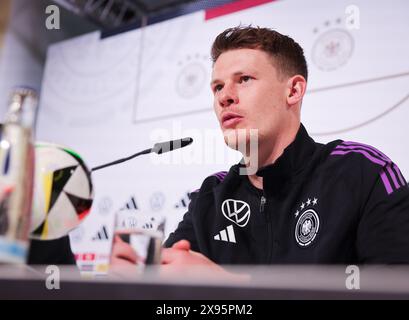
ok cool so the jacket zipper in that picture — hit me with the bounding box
[260,195,272,263]
[259,195,266,213]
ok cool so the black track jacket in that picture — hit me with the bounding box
[165,124,409,264]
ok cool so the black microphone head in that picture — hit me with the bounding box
[152,137,193,154]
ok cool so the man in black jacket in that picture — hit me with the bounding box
[112,26,409,266]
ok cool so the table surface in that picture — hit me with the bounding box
[1,264,409,299]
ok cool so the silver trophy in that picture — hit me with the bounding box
[0,88,38,263]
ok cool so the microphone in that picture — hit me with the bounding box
[91,137,193,172]
[151,137,193,154]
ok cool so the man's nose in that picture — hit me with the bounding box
[218,84,238,108]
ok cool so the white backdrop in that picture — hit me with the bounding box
[37,0,409,272]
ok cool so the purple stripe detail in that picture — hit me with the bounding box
[330,150,386,166]
[337,142,406,189]
[214,173,226,179]
[342,141,391,161]
[386,165,400,189]
[336,144,390,163]
[380,170,393,195]
[213,171,227,181]
[331,147,406,195]
[191,189,200,193]
[395,167,406,186]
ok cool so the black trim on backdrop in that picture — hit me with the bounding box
[101,0,235,39]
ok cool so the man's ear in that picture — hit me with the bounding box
[286,75,307,106]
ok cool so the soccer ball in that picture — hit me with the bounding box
[30,142,93,240]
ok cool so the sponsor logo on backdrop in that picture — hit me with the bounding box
[120,196,138,211]
[70,225,85,243]
[75,252,96,261]
[174,191,192,209]
[75,253,109,261]
[312,19,354,71]
[75,252,110,274]
[116,209,157,230]
[92,225,109,241]
[98,196,113,216]
[308,16,409,136]
[150,192,165,211]
[175,54,209,99]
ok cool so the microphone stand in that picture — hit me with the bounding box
[90,137,193,172]
[91,148,152,172]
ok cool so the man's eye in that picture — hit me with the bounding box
[240,76,251,83]
[214,84,223,92]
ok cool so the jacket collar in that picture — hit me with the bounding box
[232,123,317,195]
[256,123,316,178]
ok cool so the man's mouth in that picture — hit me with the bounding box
[221,112,243,129]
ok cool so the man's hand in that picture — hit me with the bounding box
[162,240,222,269]
[160,240,250,282]
[110,235,140,265]
[110,238,250,282]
